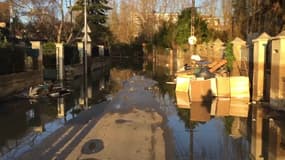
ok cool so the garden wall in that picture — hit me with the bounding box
[0,70,43,97]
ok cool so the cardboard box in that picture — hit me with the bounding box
[175,75,196,92]
[190,79,213,102]
[229,98,249,117]
[190,102,211,122]
[230,76,250,98]
[210,98,217,116]
[216,77,231,97]
[215,98,230,116]
[176,91,190,109]
[210,78,217,96]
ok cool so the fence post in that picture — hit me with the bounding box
[31,41,43,70]
[252,33,270,102]
[270,30,285,107]
[31,41,43,82]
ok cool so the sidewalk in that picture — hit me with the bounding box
[18,76,172,160]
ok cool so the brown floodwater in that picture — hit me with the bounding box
[0,58,284,160]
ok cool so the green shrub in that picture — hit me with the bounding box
[224,42,235,72]
[43,42,56,55]
[43,42,56,69]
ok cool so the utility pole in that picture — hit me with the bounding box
[83,0,88,108]
[190,0,195,37]
[9,0,14,41]
[69,0,72,24]
[188,0,197,55]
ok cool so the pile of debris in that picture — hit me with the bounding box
[175,57,250,105]
[15,82,72,99]
[177,59,228,79]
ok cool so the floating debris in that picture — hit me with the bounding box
[166,81,176,85]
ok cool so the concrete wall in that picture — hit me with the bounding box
[0,70,43,97]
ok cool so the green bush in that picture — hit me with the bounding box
[43,42,56,69]
[224,42,235,72]
[43,42,56,55]
[42,43,80,68]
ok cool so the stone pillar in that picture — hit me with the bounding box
[231,37,246,76]
[270,30,285,107]
[213,38,224,60]
[31,41,43,71]
[55,43,64,81]
[252,33,270,101]
[77,42,83,64]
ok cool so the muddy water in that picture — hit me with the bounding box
[0,58,285,160]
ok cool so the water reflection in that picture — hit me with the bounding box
[57,97,65,118]
[175,91,190,109]
[1,56,285,160]
[174,93,251,159]
[173,89,285,160]
[251,105,285,160]
[0,68,111,159]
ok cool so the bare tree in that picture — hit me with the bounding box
[110,0,195,43]
[222,0,233,37]
[11,0,66,42]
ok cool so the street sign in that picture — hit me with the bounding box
[81,24,91,33]
[82,33,92,42]
[188,36,197,45]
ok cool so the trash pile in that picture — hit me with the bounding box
[175,56,250,104]
[177,58,228,79]
[15,81,72,99]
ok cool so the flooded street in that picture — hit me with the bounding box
[0,58,285,160]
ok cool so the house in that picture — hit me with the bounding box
[0,2,10,28]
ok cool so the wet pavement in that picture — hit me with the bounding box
[0,58,285,160]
